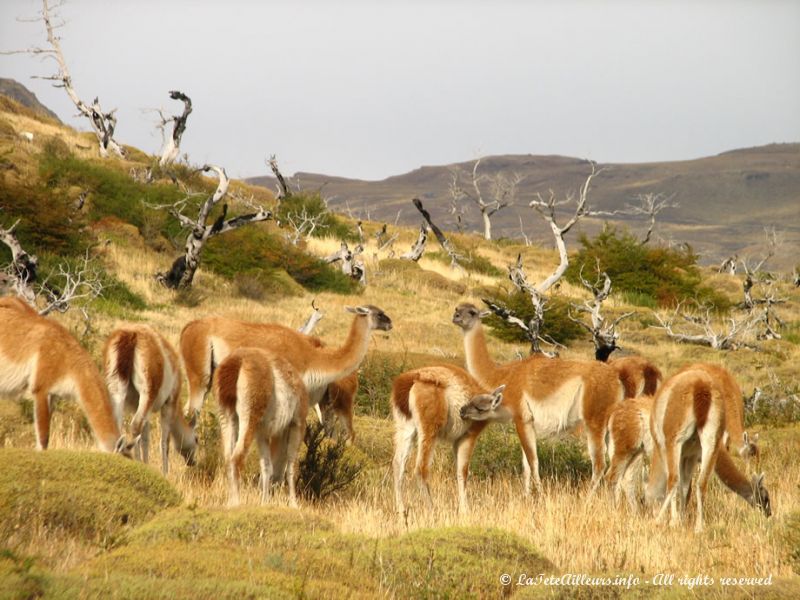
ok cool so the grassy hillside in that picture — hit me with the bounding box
[248,145,800,269]
[1,97,800,597]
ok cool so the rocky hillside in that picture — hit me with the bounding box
[0,78,61,123]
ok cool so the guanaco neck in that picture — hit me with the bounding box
[76,372,122,452]
[308,315,371,384]
[463,323,501,388]
[170,409,196,454]
[714,449,754,504]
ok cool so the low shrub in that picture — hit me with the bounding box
[566,226,732,310]
[274,192,356,242]
[297,422,363,502]
[482,290,585,346]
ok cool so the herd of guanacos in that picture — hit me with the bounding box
[0,295,770,532]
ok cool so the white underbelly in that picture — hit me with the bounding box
[526,378,584,437]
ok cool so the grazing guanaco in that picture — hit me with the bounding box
[391,364,505,515]
[0,296,134,455]
[103,325,197,473]
[180,305,391,427]
[608,356,662,399]
[607,394,770,517]
[452,303,623,493]
[215,347,309,508]
[650,367,731,532]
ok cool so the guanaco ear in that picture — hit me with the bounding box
[491,385,505,409]
[345,306,370,315]
[114,436,127,454]
[479,310,491,319]
[755,472,766,487]
[750,433,760,445]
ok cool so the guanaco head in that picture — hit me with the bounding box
[460,385,507,421]
[346,305,393,332]
[452,303,490,332]
[114,435,140,459]
[751,472,771,517]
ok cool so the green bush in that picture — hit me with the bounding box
[356,352,413,418]
[297,423,363,502]
[566,226,731,310]
[429,244,503,277]
[482,290,585,346]
[202,226,360,295]
[275,192,356,242]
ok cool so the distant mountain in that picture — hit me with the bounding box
[248,144,800,267]
[0,78,61,122]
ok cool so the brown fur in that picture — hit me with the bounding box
[180,307,390,425]
[453,303,623,493]
[0,296,127,454]
[321,371,358,440]
[609,356,663,399]
[215,347,309,507]
[103,324,195,472]
[650,367,726,531]
[692,379,712,430]
[113,330,138,385]
[391,364,495,514]
[675,362,751,457]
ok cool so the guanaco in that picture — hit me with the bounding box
[215,347,308,508]
[650,367,729,531]
[103,324,196,473]
[452,303,623,493]
[0,296,134,455]
[607,393,770,517]
[608,356,662,399]
[391,364,505,515]
[180,305,391,427]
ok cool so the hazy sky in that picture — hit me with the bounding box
[2,0,798,180]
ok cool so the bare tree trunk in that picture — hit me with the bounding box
[0,219,38,304]
[324,242,366,284]
[4,1,126,157]
[411,198,463,269]
[481,210,492,241]
[401,224,428,261]
[159,90,192,166]
[158,165,272,289]
[268,155,292,202]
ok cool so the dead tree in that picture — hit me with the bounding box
[158,90,192,167]
[740,228,779,310]
[284,207,328,245]
[718,254,738,276]
[651,303,760,351]
[1,221,102,315]
[449,158,522,240]
[568,267,633,360]
[157,165,272,289]
[268,155,292,202]
[498,162,608,354]
[793,267,800,287]
[324,242,366,284]
[0,219,38,303]
[374,224,388,247]
[754,290,786,341]
[411,198,464,269]
[401,224,428,262]
[624,192,677,245]
[2,0,124,157]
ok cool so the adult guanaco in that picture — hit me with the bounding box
[180,305,391,427]
[103,324,197,473]
[452,303,623,493]
[649,367,733,531]
[215,347,309,508]
[607,393,770,517]
[0,296,134,455]
[391,364,505,515]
